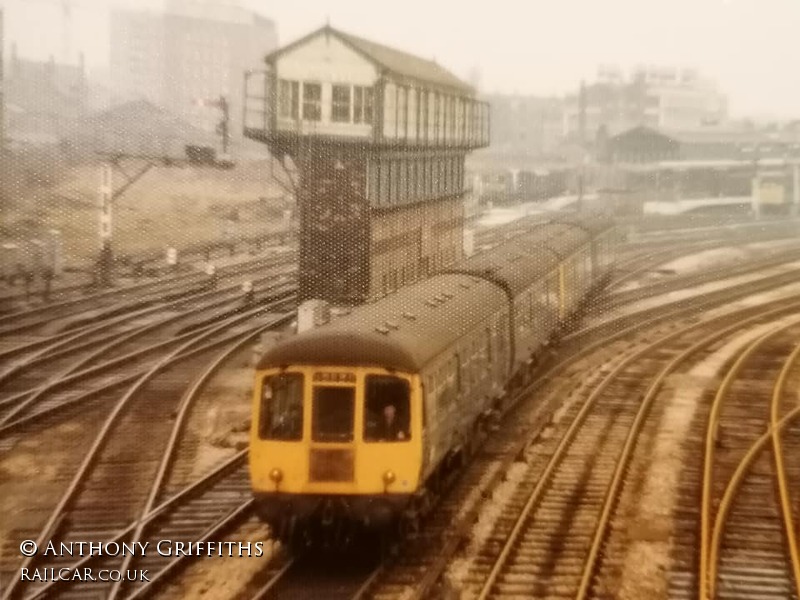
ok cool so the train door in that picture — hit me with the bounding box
[308,373,357,484]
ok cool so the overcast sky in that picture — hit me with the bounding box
[2,0,798,119]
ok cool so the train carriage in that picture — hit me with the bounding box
[250,214,617,541]
[251,274,508,537]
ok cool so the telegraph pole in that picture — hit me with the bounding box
[217,95,230,155]
[98,162,113,286]
[94,155,158,286]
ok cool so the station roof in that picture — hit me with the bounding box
[623,158,800,172]
[266,25,474,94]
[609,125,679,145]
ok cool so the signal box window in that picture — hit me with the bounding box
[312,386,355,442]
[332,85,351,122]
[303,82,322,121]
[278,80,299,119]
[364,375,411,442]
[354,86,374,124]
[259,373,303,440]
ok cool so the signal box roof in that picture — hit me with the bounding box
[265,25,474,94]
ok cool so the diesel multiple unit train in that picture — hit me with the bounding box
[249,215,618,542]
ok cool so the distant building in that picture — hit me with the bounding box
[110,0,278,147]
[604,123,800,164]
[484,94,565,160]
[564,65,728,143]
[4,44,88,147]
[606,126,680,163]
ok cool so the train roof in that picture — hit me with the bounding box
[257,273,507,372]
[453,215,613,295]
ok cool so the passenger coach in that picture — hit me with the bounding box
[250,215,617,542]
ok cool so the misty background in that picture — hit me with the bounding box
[2,0,799,119]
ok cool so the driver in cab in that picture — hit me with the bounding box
[370,404,407,441]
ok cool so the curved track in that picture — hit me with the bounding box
[668,318,800,600]
[0,308,292,599]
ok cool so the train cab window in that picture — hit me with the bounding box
[364,375,411,442]
[259,373,304,441]
[312,386,355,442]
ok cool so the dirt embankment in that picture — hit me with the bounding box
[2,160,294,267]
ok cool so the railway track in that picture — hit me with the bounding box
[668,317,800,599]
[4,219,800,599]
[435,298,800,599]
[0,284,295,434]
[565,254,800,348]
[608,243,800,308]
[0,229,297,312]
[248,553,379,600]
[0,249,295,341]
[149,241,800,600]
[0,306,293,599]
[0,263,294,391]
[0,265,293,391]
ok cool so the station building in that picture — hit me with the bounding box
[244,25,490,305]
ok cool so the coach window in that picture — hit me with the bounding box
[364,375,411,442]
[259,373,304,441]
[312,385,355,442]
[302,82,322,121]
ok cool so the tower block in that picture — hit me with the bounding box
[244,26,489,305]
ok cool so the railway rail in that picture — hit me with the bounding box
[0,262,294,390]
[668,317,800,599]
[0,228,297,311]
[608,243,800,309]
[5,218,800,599]
[0,305,293,599]
[160,238,800,600]
[0,249,295,341]
[0,283,296,434]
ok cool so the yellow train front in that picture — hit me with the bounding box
[249,271,512,543]
[250,360,423,537]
